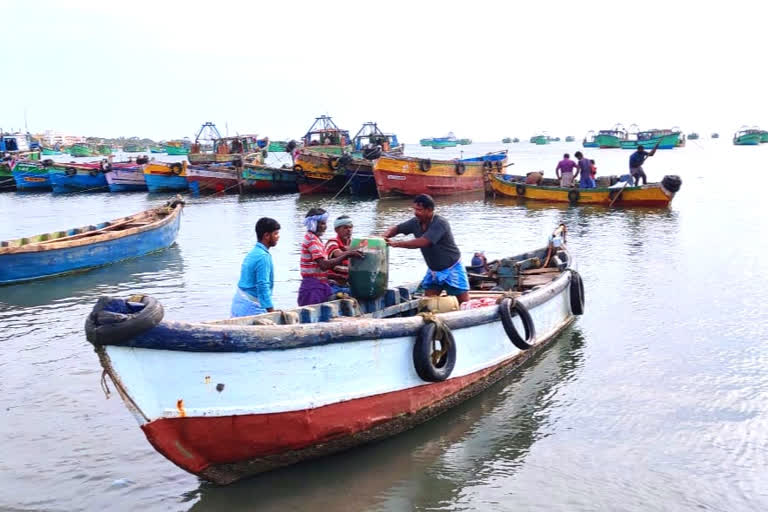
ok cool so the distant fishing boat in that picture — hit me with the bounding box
[12,160,52,191]
[733,128,762,146]
[188,123,264,165]
[352,122,403,155]
[594,125,628,148]
[711,133,719,139]
[457,138,472,145]
[150,146,165,154]
[70,144,95,157]
[687,133,699,140]
[97,145,113,155]
[164,140,190,155]
[0,199,184,285]
[239,164,298,193]
[530,135,548,145]
[502,137,512,143]
[293,148,380,196]
[420,133,458,148]
[620,128,681,150]
[83,224,581,484]
[41,147,62,155]
[486,173,682,207]
[760,131,768,143]
[105,163,148,192]
[300,116,352,155]
[373,151,508,198]
[123,143,149,153]
[143,161,189,192]
[512,137,520,143]
[565,136,575,142]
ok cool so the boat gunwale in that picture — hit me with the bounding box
[0,203,183,254]
[489,173,672,194]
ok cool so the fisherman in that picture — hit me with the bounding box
[555,153,577,187]
[325,215,354,295]
[299,208,363,306]
[230,217,281,318]
[383,194,470,304]
[576,151,595,188]
[629,144,657,185]
[525,171,544,185]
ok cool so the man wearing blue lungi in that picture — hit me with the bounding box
[383,194,470,304]
[230,217,280,317]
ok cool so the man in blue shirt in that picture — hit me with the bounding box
[230,217,281,318]
[629,144,658,186]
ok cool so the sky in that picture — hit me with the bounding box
[2,0,767,142]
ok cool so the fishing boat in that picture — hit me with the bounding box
[0,132,33,153]
[150,146,165,154]
[0,157,16,191]
[732,129,762,146]
[186,163,241,194]
[530,135,548,145]
[0,199,184,285]
[49,162,111,193]
[711,133,719,139]
[300,116,352,155]
[143,161,189,192]
[594,125,628,148]
[582,131,598,148]
[41,147,62,155]
[188,123,264,165]
[420,134,458,148]
[565,136,575,142]
[457,138,472,145]
[687,133,699,140]
[373,151,508,198]
[69,143,94,157]
[123,143,149,153]
[512,137,520,143]
[502,137,512,143]
[760,131,768,143]
[97,145,113,156]
[293,148,380,196]
[105,162,148,192]
[239,164,299,193]
[12,160,52,191]
[486,173,682,207]
[620,128,681,150]
[352,122,403,155]
[164,140,190,155]
[83,225,583,484]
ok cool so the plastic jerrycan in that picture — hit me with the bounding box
[348,237,389,299]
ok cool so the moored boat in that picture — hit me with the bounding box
[687,132,699,140]
[760,131,768,143]
[594,124,627,148]
[239,164,299,193]
[12,160,52,191]
[420,134,458,148]
[530,135,548,145]
[502,137,512,143]
[711,133,719,139]
[144,161,189,192]
[293,148,381,196]
[70,143,95,157]
[49,162,110,193]
[582,131,598,148]
[352,122,403,155]
[123,143,149,153]
[188,134,264,165]
[300,115,352,155]
[733,128,762,146]
[373,151,508,198]
[41,147,62,155]
[565,135,575,142]
[165,140,190,155]
[186,163,240,194]
[150,146,165,154]
[620,128,681,150]
[0,199,184,285]
[97,145,113,155]
[487,173,682,207]
[105,163,148,192]
[83,225,583,484]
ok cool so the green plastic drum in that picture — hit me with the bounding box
[349,237,389,299]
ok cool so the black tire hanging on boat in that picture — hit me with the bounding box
[413,322,457,382]
[568,189,580,204]
[285,140,298,153]
[328,156,340,170]
[42,159,54,167]
[569,270,585,315]
[65,166,77,177]
[232,157,243,168]
[100,159,113,172]
[661,175,682,193]
[516,183,526,196]
[499,298,535,350]
[338,153,354,168]
[483,160,493,171]
[89,168,99,177]
[362,144,382,160]
[455,162,466,175]
[495,160,503,171]
[293,164,304,174]
[85,295,164,346]
[419,159,432,172]
[136,156,149,165]
[169,163,183,175]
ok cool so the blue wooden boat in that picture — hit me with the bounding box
[12,160,52,190]
[0,199,184,285]
[49,163,109,193]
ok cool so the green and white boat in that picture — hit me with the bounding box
[70,144,94,157]
[733,128,762,146]
[530,135,548,145]
[620,128,681,150]
[123,144,149,153]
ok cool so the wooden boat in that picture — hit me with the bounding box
[105,163,148,192]
[457,138,472,145]
[97,145,113,155]
[12,160,52,191]
[512,137,520,143]
[487,173,682,206]
[293,149,379,196]
[301,115,352,155]
[238,164,298,193]
[83,225,583,484]
[373,151,508,198]
[0,157,15,191]
[49,162,109,193]
[0,199,184,285]
[711,133,719,139]
[420,133,458,148]
[41,147,62,155]
[352,122,403,156]
[760,131,768,143]
[144,161,189,192]
[733,128,762,146]
[70,143,95,157]
[186,163,240,194]
[582,131,598,148]
[620,129,681,150]
[165,141,190,155]
[188,135,264,165]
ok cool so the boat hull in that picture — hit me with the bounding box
[239,166,298,193]
[165,146,189,155]
[12,161,51,190]
[144,163,189,192]
[0,161,15,191]
[488,174,676,206]
[106,168,148,192]
[0,205,182,284]
[373,155,496,198]
[620,133,680,150]
[94,271,574,484]
[595,134,622,148]
[734,134,762,146]
[186,167,239,194]
[49,166,108,193]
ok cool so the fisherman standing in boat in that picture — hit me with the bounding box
[230,217,281,318]
[576,151,596,188]
[629,144,657,186]
[556,153,577,187]
[299,208,363,306]
[383,194,470,304]
[325,215,354,296]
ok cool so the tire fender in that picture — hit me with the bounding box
[499,298,535,350]
[419,159,431,172]
[455,162,466,175]
[413,321,457,382]
[516,183,526,196]
[569,270,585,315]
[568,189,580,204]
[85,295,164,346]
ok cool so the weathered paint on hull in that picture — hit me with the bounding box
[49,167,108,193]
[186,168,239,194]
[96,271,574,483]
[0,163,15,191]
[144,163,189,192]
[12,162,51,190]
[0,207,182,284]
[239,166,298,193]
[373,155,490,198]
[106,169,148,192]
[488,174,675,206]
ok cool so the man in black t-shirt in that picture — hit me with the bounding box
[383,194,470,303]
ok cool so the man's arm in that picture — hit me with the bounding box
[388,237,431,249]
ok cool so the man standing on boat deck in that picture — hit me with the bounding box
[629,144,657,186]
[556,153,577,187]
[325,215,355,296]
[230,217,280,318]
[299,208,363,306]
[383,194,470,304]
[576,151,596,189]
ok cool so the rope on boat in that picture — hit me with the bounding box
[330,167,360,200]
[100,370,112,399]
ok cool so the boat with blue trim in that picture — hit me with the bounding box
[0,199,184,285]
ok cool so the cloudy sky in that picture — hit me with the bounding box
[1,0,765,142]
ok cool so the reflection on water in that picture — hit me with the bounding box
[187,328,586,512]
[1,139,768,511]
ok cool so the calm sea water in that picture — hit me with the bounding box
[1,141,766,511]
